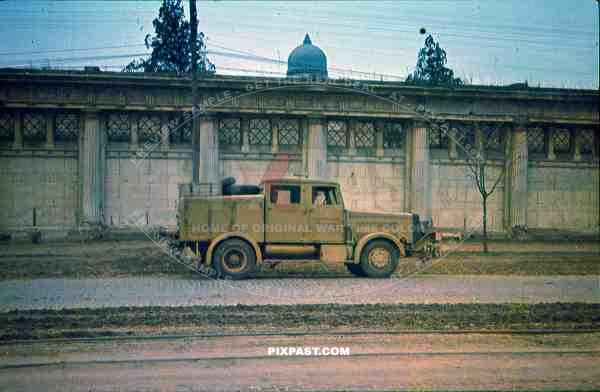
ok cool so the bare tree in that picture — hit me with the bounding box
[464,123,508,253]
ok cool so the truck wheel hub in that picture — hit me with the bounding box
[223,250,247,272]
[368,248,390,269]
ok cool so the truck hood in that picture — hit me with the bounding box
[347,210,414,225]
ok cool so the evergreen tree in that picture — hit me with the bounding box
[124,0,215,73]
[406,34,462,86]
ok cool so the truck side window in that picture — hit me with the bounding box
[312,186,339,207]
[270,185,301,205]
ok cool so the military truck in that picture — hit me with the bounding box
[175,177,436,280]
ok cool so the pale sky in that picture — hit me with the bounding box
[0,0,598,89]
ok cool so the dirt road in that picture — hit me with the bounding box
[1,333,598,391]
[1,275,599,311]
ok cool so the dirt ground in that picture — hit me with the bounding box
[1,332,599,391]
[2,303,599,340]
[0,239,598,279]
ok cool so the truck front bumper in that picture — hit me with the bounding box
[411,231,440,257]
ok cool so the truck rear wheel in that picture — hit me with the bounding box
[212,239,256,280]
[359,240,399,278]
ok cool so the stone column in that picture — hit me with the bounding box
[160,113,170,151]
[404,124,412,212]
[348,120,356,156]
[129,113,138,151]
[271,117,279,153]
[474,123,484,160]
[506,118,528,230]
[409,121,431,222]
[80,111,105,224]
[375,120,385,158]
[241,118,250,153]
[305,115,328,179]
[45,112,55,149]
[546,127,556,160]
[573,128,582,161]
[12,110,22,150]
[448,123,458,160]
[197,114,221,195]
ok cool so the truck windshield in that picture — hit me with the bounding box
[311,186,339,207]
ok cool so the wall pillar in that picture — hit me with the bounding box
[80,111,105,225]
[12,110,22,150]
[505,118,528,230]
[197,114,221,195]
[241,118,250,153]
[348,120,356,157]
[409,121,431,222]
[375,120,385,158]
[45,112,55,149]
[129,112,138,150]
[573,128,582,161]
[160,113,170,151]
[305,116,328,179]
[546,127,556,160]
[448,123,458,160]
[271,117,279,153]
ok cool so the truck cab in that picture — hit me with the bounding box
[176,177,435,279]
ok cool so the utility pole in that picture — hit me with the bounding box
[190,0,200,184]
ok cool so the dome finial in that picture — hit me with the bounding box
[303,33,312,45]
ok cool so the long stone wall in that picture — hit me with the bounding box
[0,70,597,237]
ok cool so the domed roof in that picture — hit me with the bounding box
[287,34,328,78]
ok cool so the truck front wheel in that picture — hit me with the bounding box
[212,239,257,280]
[359,240,399,278]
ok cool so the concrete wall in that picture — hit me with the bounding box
[104,156,191,228]
[0,155,79,229]
[329,160,406,214]
[430,162,505,232]
[527,164,599,232]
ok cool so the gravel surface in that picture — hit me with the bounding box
[1,275,599,311]
[1,334,599,392]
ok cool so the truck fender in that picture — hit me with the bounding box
[353,232,406,264]
[204,232,263,266]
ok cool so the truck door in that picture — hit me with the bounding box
[265,182,311,243]
[309,185,345,243]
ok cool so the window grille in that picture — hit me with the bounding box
[107,113,130,142]
[327,121,347,147]
[383,122,403,149]
[553,128,571,153]
[23,112,46,141]
[55,113,79,141]
[429,126,448,149]
[218,118,241,146]
[0,112,14,141]
[278,118,300,146]
[138,114,161,141]
[580,129,594,155]
[527,127,545,153]
[486,126,504,152]
[248,118,271,146]
[354,121,375,148]
[170,114,192,144]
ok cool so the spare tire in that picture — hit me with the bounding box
[222,177,236,188]
[222,177,236,192]
[223,184,262,195]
